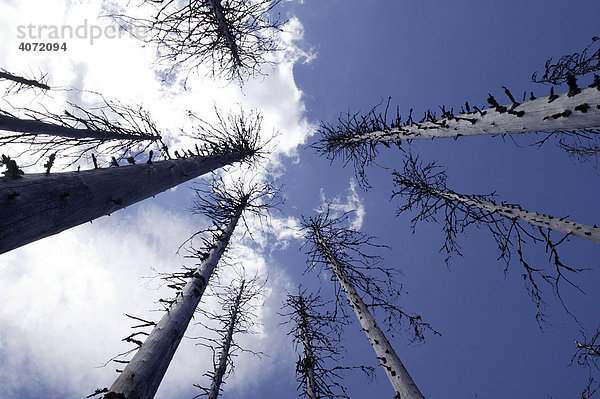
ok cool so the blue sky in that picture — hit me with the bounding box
[1,0,600,398]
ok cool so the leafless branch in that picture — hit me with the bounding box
[108,0,283,81]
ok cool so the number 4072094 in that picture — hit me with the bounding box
[19,42,67,52]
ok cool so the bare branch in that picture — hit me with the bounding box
[392,154,594,324]
[108,0,283,81]
[532,36,600,84]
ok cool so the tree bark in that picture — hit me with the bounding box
[206,0,241,65]
[0,152,249,254]
[349,86,600,143]
[0,114,158,141]
[298,296,317,399]
[430,188,600,244]
[104,208,242,399]
[207,280,245,399]
[315,233,424,399]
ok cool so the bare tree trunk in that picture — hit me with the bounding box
[207,280,245,399]
[0,70,50,90]
[104,208,242,399]
[297,296,317,399]
[0,114,158,141]
[315,233,424,399]
[0,152,249,254]
[349,86,600,143]
[431,188,600,244]
[206,0,241,65]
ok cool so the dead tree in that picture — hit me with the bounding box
[313,78,600,183]
[0,98,163,164]
[0,109,264,254]
[532,36,600,85]
[392,155,599,321]
[531,36,600,163]
[281,290,373,399]
[111,0,282,80]
[572,326,600,399]
[0,68,50,91]
[192,275,264,399]
[101,178,276,399]
[302,210,436,399]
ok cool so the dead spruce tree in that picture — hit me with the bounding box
[302,210,436,399]
[192,275,264,399]
[532,36,600,85]
[0,68,50,91]
[392,155,600,321]
[572,326,600,399]
[0,109,264,254]
[101,178,276,399]
[0,98,163,163]
[532,36,600,163]
[111,0,282,80]
[281,290,373,399]
[313,74,600,182]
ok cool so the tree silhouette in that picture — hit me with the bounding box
[281,289,373,399]
[111,0,282,81]
[0,68,50,92]
[192,275,265,399]
[573,326,600,399]
[0,97,164,165]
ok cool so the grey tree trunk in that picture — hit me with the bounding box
[350,86,600,143]
[0,114,158,141]
[316,233,424,399]
[0,152,249,254]
[206,0,241,65]
[104,208,242,399]
[0,70,50,90]
[298,296,317,399]
[207,280,245,399]
[431,188,600,244]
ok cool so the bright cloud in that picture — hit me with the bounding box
[318,178,366,230]
[0,0,312,397]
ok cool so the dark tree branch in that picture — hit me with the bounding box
[108,0,283,81]
[392,154,591,325]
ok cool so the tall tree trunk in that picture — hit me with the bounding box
[0,152,249,254]
[207,280,245,399]
[404,181,600,244]
[104,207,243,399]
[347,86,600,143]
[298,296,317,399]
[0,114,159,141]
[315,233,424,399]
[206,0,241,65]
[0,70,50,90]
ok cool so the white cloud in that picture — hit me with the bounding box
[0,1,313,397]
[318,178,366,230]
